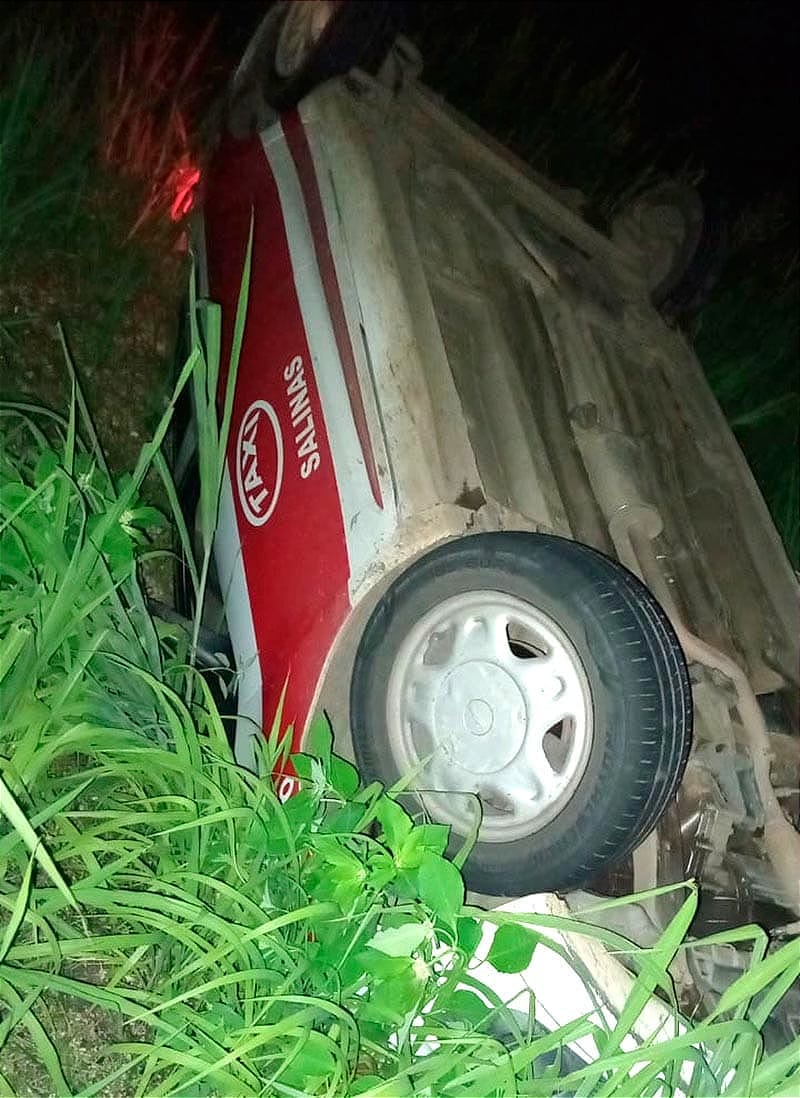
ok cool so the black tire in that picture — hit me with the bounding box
[229,0,403,126]
[611,182,706,306]
[350,532,692,897]
[661,194,727,319]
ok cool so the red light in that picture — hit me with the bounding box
[169,158,202,222]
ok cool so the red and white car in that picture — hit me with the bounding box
[187,0,800,913]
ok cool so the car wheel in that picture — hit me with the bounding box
[350,532,692,896]
[228,0,403,134]
[611,182,706,307]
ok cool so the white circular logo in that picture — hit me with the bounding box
[236,400,283,527]
[276,774,299,802]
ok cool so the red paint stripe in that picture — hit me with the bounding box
[204,132,351,767]
[283,108,383,510]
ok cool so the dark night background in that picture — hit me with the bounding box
[416,0,799,211]
[191,1,799,216]
[459,1,799,206]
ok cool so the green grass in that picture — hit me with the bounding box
[0,23,92,265]
[0,9,188,494]
[0,3,212,263]
[1,244,800,1096]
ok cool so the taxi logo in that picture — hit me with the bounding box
[236,400,283,526]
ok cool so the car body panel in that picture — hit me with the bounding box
[318,76,797,692]
[203,128,352,776]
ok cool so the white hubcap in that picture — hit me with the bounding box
[275,1,337,79]
[386,591,593,842]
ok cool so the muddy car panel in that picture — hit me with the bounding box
[200,71,799,910]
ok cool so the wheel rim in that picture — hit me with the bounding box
[275,1,337,79]
[386,590,594,842]
[635,202,687,288]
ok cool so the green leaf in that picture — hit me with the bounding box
[310,835,365,909]
[350,1076,384,1096]
[320,801,364,835]
[310,757,327,796]
[0,620,31,686]
[0,774,75,905]
[375,795,413,856]
[711,935,800,1020]
[0,849,36,963]
[456,916,483,957]
[416,823,450,855]
[364,1073,415,1096]
[366,850,396,892]
[329,754,360,797]
[0,977,71,1095]
[312,834,363,873]
[486,922,539,974]
[440,988,491,1029]
[451,792,482,869]
[291,753,314,781]
[359,951,413,981]
[771,1069,800,1098]
[86,513,133,578]
[304,713,333,763]
[33,448,59,485]
[396,822,450,868]
[280,1030,336,1087]
[366,923,430,957]
[280,788,318,838]
[363,966,423,1024]
[125,504,166,530]
[417,851,464,928]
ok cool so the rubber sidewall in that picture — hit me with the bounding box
[350,533,692,896]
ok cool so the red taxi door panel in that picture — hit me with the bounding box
[203,129,350,777]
